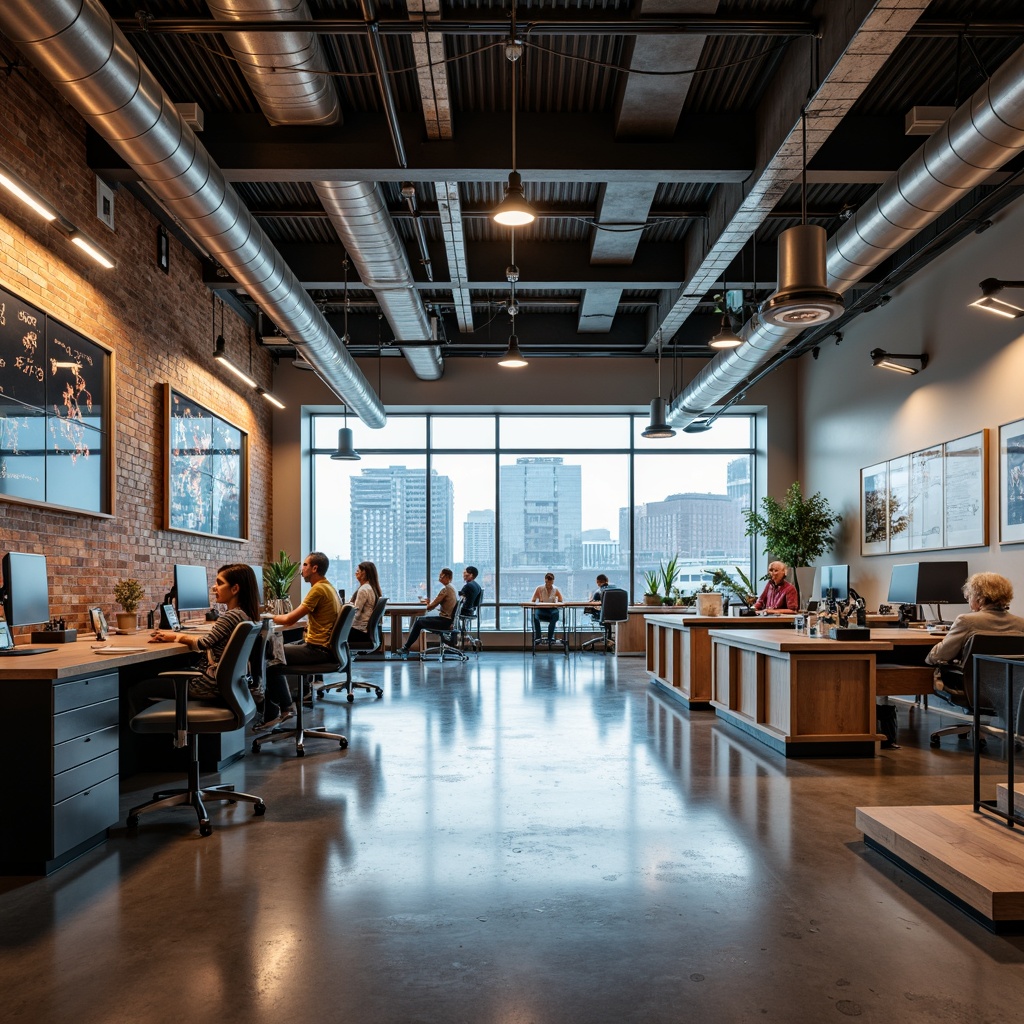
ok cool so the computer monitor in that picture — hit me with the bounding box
[887,561,968,624]
[249,565,264,605]
[173,564,209,620]
[0,552,50,628]
[819,564,850,601]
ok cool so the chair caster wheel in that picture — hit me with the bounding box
[127,814,139,829]
[296,746,304,757]
[316,688,324,701]
[375,687,383,698]
[340,737,349,750]
[254,802,267,816]
[347,693,355,703]
[199,821,213,837]
[930,737,940,748]
[251,740,262,753]
[978,738,988,752]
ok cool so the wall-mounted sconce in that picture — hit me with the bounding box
[969,278,1024,318]
[70,231,116,269]
[213,323,285,408]
[870,349,928,375]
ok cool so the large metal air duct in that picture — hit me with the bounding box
[671,40,1024,425]
[0,0,386,427]
[206,0,444,381]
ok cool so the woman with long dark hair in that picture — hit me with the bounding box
[349,560,382,644]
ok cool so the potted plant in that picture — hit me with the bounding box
[743,482,842,606]
[707,566,757,609]
[643,570,662,606]
[113,577,145,634]
[264,550,300,614]
[659,555,680,601]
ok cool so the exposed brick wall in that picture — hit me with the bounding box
[0,60,274,634]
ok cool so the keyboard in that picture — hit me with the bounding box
[0,647,57,657]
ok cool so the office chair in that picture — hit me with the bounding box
[127,619,266,837]
[929,632,1024,749]
[581,588,629,653]
[252,605,353,757]
[422,597,468,662]
[459,591,483,653]
[317,595,387,702]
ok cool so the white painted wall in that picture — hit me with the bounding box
[801,194,1024,611]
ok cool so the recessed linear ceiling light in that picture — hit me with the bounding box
[870,349,929,375]
[969,278,1024,318]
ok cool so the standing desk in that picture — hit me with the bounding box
[2,634,195,875]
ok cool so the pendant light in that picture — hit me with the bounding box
[761,109,843,327]
[498,233,528,367]
[330,255,362,457]
[492,19,535,227]
[709,315,743,349]
[642,331,676,439]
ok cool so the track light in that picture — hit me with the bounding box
[70,231,116,269]
[0,161,57,221]
[214,335,258,388]
[498,333,528,368]
[870,349,928,375]
[969,278,1024,318]
[709,315,743,349]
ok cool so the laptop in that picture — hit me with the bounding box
[0,620,56,656]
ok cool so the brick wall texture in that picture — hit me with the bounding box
[0,61,275,634]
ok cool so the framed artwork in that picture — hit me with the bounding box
[164,384,248,540]
[860,462,889,555]
[908,444,944,549]
[943,430,987,548]
[888,455,911,553]
[999,417,1024,544]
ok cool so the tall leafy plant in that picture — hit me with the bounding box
[743,482,842,604]
[264,550,299,602]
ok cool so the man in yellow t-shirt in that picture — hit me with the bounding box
[260,552,341,728]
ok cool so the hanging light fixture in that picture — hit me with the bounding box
[870,349,929,375]
[642,330,676,439]
[331,403,361,461]
[761,109,843,327]
[709,315,743,349]
[211,298,285,407]
[498,235,528,367]
[492,19,535,227]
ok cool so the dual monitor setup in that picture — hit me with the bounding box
[0,552,265,653]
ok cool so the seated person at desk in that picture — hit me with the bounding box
[753,561,798,614]
[459,565,483,618]
[531,572,564,644]
[925,572,1024,678]
[128,563,261,718]
[587,574,611,622]
[349,560,382,645]
[260,552,341,728]
[397,568,457,658]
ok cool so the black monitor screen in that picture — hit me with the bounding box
[174,564,209,612]
[249,565,263,605]
[1,552,50,627]
[819,564,849,601]
[887,561,969,605]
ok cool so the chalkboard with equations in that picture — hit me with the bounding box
[0,283,111,514]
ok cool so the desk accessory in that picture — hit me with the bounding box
[828,627,871,641]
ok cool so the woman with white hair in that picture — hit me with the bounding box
[925,572,1024,668]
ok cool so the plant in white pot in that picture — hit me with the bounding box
[113,577,145,634]
[263,550,300,614]
[742,482,842,607]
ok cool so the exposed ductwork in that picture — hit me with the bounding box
[206,0,444,381]
[670,40,1024,426]
[0,0,386,427]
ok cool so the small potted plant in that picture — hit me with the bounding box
[707,567,757,611]
[113,577,145,634]
[659,555,680,604]
[643,570,662,606]
[264,550,300,614]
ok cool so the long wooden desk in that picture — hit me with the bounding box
[2,633,193,875]
[705,627,941,758]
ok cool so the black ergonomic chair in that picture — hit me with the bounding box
[929,632,1024,749]
[581,587,630,653]
[422,597,468,662]
[317,595,388,702]
[127,619,266,837]
[252,604,353,757]
[459,590,483,653]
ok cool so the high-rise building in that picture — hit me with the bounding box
[630,492,746,564]
[350,466,453,600]
[464,509,495,569]
[500,457,582,569]
[581,528,619,570]
[727,456,752,512]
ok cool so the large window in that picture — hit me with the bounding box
[311,414,755,628]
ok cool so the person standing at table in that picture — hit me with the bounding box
[349,560,382,645]
[531,572,564,644]
[753,561,799,614]
[397,568,457,658]
[259,552,341,728]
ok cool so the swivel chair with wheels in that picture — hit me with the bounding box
[459,591,483,653]
[253,605,353,757]
[422,597,468,662]
[930,632,1024,749]
[317,595,387,702]
[127,619,266,837]
[581,587,629,653]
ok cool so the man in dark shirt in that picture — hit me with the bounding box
[459,566,483,617]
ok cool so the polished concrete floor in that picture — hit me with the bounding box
[2,653,1024,1023]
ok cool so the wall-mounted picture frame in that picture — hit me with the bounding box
[164,384,248,541]
[860,462,889,556]
[944,430,987,548]
[999,417,1024,544]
